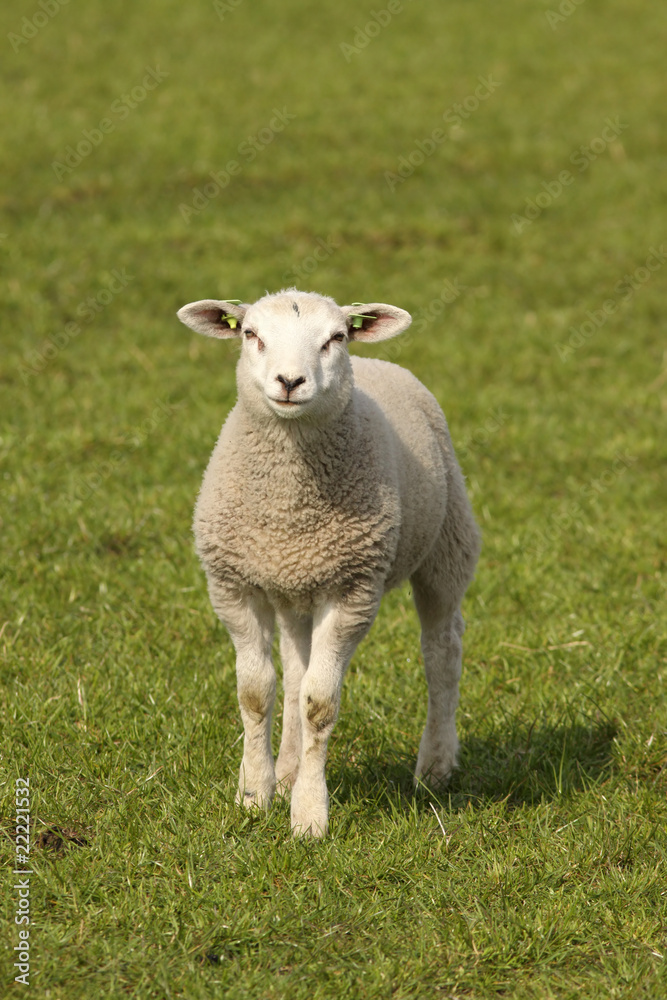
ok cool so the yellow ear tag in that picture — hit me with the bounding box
[350,313,375,329]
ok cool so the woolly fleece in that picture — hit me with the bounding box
[178,290,480,837]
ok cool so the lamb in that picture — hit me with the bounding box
[177,289,480,837]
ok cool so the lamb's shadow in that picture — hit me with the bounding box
[328,718,618,814]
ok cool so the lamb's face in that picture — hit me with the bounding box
[236,294,353,423]
[177,291,412,425]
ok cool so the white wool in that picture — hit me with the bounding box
[177,289,480,837]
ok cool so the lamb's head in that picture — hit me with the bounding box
[177,290,411,424]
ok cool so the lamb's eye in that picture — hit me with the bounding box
[322,333,346,352]
[244,330,264,351]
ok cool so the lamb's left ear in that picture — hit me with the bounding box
[341,302,412,342]
[177,299,248,338]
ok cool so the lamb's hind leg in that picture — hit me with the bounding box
[411,570,466,789]
[275,610,312,797]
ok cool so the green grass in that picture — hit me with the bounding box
[1,0,666,996]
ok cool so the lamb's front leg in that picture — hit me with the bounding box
[290,596,378,838]
[275,610,312,797]
[210,584,277,810]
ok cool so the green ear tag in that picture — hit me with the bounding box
[350,312,375,329]
[220,300,242,329]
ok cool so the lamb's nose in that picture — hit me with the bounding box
[276,375,306,394]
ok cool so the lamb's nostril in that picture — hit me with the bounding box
[276,375,306,393]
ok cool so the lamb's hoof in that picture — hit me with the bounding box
[414,755,456,791]
[275,760,299,799]
[415,733,458,791]
[290,785,328,838]
[276,780,296,801]
[414,768,454,792]
[291,813,328,839]
[235,784,275,811]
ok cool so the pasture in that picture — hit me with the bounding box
[1,0,665,996]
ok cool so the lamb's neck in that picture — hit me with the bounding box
[236,399,360,482]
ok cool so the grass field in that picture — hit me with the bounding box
[1,0,666,996]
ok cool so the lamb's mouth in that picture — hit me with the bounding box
[271,397,308,407]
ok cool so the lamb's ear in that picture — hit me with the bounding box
[341,302,412,342]
[177,299,248,338]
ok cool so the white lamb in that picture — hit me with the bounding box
[177,290,480,837]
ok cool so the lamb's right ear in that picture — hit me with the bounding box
[176,299,248,338]
[341,302,412,342]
